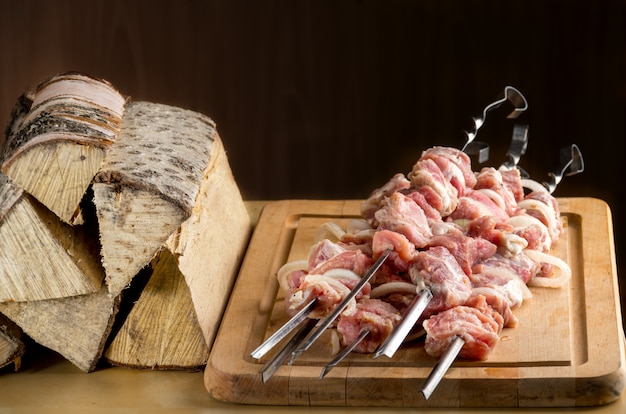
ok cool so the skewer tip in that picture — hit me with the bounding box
[420,387,433,400]
[288,349,303,365]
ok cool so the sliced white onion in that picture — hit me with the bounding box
[506,213,546,230]
[475,268,534,301]
[500,232,529,256]
[322,268,362,281]
[327,329,341,356]
[430,221,459,236]
[277,260,308,293]
[518,199,557,239]
[315,222,346,243]
[347,219,372,233]
[302,274,356,316]
[370,281,418,298]
[523,248,572,288]
[520,178,549,194]
[505,214,551,251]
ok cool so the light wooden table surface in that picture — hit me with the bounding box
[1,201,624,413]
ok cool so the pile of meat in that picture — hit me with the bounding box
[277,146,571,361]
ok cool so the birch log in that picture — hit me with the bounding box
[104,249,209,370]
[1,72,126,224]
[0,173,103,301]
[93,101,249,298]
[0,286,120,372]
[0,313,24,371]
[98,101,250,367]
[164,133,251,350]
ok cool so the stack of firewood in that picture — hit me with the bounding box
[0,73,251,372]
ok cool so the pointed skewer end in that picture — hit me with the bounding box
[420,387,433,400]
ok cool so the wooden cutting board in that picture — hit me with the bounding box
[204,198,626,407]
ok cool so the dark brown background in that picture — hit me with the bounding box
[1,0,625,323]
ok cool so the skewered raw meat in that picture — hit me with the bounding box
[423,294,503,361]
[337,298,402,353]
[277,145,570,360]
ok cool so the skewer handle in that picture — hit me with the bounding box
[250,298,316,359]
[260,318,317,383]
[420,336,465,400]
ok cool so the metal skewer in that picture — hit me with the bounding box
[319,329,370,379]
[259,317,317,383]
[420,336,465,400]
[462,85,528,163]
[543,144,584,194]
[501,123,529,170]
[373,288,433,359]
[290,248,392,364]
[420,144,585,399]
[376,115,529,362]
[417,121,531,397]
[250,298,317,360]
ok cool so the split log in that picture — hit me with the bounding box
[0,173,103,302]
[104,249,209,370]
[97,101,250,368]
[0,313,24,371]
[93,101,250,300]
[0,286,120,372]
[164,133,251,349]
[1,72,126,224]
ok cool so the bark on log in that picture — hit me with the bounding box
[93,101,249,298]
[0,313,24,371]
[1,72,126,224]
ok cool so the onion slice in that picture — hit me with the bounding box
[277,260,308,292]
[520,178,549,194]
[370,281,418,298]
[524,248,572,288]
[315,222,346,242]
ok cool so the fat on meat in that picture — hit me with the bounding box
[427,222,497,276]
[466,216,528,255]
[470,287,519,327]
[475,167,521,216]
[408,158,458,216]
[289,274,371,318]
[372,229,417,273]
[360,173,411,222]
[409,246,473,319]
[337,298,402,353]
[309,249,373,277]
[420,146,477,191]
[374,192,432,248]
[499,167,525,202]
[472,252,540,285]
[448,189,509,223]
[284,239,374,317]
[423,294,503,361]
[405,190,442,223]
[308,239,346,269]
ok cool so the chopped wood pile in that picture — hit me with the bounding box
[0,72,251,372]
